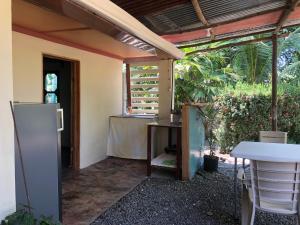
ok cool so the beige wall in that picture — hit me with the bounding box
[0,0,16,220]
[13,32,123,168]
[157,60,173,154]
[158,60,173,120]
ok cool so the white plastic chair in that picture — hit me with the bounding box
[239,131,288,181]
[241,160,300,225]
[259,131,287,144]
[239,131,290,224]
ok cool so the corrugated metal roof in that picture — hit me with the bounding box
[154,3,200,28]
[113,0,287,34]
[205,0,287,24]
[112,0,300,44]
[140,3,201,33]
[200,0,286,20]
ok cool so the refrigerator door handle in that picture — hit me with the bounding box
[57,109,64,132]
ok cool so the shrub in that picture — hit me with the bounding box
[1,209,61,225]
[216,83,300,153]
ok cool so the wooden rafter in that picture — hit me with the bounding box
[190,0,215,40]
[274,0,300,33]
[191,0,208,26]
[186,33,288,55]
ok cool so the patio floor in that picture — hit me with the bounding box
[92,164,297,225]
[61,155,297,225]
[62,157,146,225]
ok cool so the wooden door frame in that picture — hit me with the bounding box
[43,54,80,170]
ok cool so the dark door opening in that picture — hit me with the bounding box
[43,56,80,170]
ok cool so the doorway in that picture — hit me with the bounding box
[43,55,80,170]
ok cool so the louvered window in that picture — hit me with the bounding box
[128,64,159,114]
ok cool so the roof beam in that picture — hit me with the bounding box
[163,7,300,44]
[178,22,300,49]
[178,29,275,49]
[274,0,300,33]
[186,33,288,56]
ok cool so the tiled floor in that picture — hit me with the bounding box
[62,157,146,225]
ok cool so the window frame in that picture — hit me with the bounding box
[126,63,159,115]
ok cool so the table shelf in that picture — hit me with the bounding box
[147,122,182,179]
[151,153,176,169]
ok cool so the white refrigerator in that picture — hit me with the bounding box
[14,103,63,222]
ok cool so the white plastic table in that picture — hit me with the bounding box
[230,141,300,218]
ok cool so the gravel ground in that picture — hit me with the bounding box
[92,166,297,225]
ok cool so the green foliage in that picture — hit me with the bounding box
[230,28,300,83]
[221,82,300,96]
[177,28,300,88]
[2,209,36,225]
[201,103,220,155]
[221,82,272,96]
[216,83,300,153]
[1,210,61,225]
[174,49,238,106]
[175,28,300,152]
[232,41,272,83]
[280,61,300,84]
[39,216,61,225]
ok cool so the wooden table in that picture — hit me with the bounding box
[230,141,300,218]
[147,120,182,179]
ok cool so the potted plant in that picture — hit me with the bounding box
[170,104,182,124]
[202,104,219,172]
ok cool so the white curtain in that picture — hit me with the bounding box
[107,116,153,159]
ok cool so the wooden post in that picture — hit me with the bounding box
[125,64,132,112]
[271,34,278,131]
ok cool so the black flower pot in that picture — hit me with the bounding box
[203,155,219,172]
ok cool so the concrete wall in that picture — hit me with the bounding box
[0,0,16,220]
[12,32,123,168]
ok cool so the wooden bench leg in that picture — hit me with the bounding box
[176,127,182,180]
[147,125,152,177]
[241,184,255,225]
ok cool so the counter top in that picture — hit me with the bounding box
[110,115,155,119]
